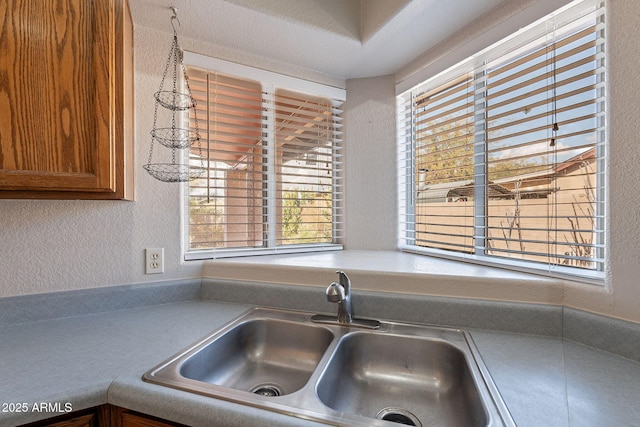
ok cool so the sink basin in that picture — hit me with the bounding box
[143,307,514,427]
[317,332,487,427]
[179,318,333,396]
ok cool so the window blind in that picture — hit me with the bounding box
[185,67,344,257]
[398,0,605,280]
[187,71,265,250]
[274,89,343,245]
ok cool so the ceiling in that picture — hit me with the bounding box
[128,0,509,80]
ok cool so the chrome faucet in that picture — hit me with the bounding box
[326,270,353,324]
[311,270,380,329]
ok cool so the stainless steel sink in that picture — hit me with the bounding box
[143,307,514,427]
[179,318,333,396]
[317,332,487,426]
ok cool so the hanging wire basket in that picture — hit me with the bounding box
[154,90,195,111]
[151,127,200,149]
[144,8,204,183]
[143,163,205,183]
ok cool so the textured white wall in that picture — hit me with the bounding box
[344,75,397,250]
[381,0,640,323]
[562,0,640,322]
[0,24,344,298]
[1,1,638,325]
[0,26,204,297]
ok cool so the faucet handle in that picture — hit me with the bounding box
[326,282,345,302]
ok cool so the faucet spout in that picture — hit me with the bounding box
[336,271,352,324]
[331,271,352,324]
[311,270,380,329]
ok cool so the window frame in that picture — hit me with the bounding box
[182,53,345,260]
[397,0,606,284]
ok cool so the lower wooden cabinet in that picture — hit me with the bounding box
[112,407,187,427]
[27,412,97,427]
[18,406,104,427]
[19,405,187,427]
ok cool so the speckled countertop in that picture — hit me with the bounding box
[1,294,640,426]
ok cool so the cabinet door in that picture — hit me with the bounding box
[113,408,187,427]
[18,408,101,427]
[36,413,96,427]
[0,0,133,199]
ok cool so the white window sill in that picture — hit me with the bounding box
[201,250,603,305]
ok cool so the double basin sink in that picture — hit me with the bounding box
[143,307,514,427]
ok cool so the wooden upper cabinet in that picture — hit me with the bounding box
[0,0,133,199]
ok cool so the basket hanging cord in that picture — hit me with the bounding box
[170,6,180,34]
[144,6,204,182]
[149,30,178,167]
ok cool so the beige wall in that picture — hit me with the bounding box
[415,167,597,268]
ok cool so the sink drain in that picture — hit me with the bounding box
[249,383,282,397]
[376,408,422,426]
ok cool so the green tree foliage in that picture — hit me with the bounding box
[283,192,303,237]
[281,190,332,244]
[189,198,225,249]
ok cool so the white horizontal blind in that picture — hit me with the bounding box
[483,5,605,269]
[188,70,266,250]
[398,0,605,279]
[185,67,344,257]
[274,89,343,245]
[398,74,476,253]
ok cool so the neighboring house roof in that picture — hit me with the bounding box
[493,147,596,186]
[418,148,596,202]
[417,180,511,202]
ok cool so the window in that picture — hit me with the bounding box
[183,56,344,259]
[398,0,605,281]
